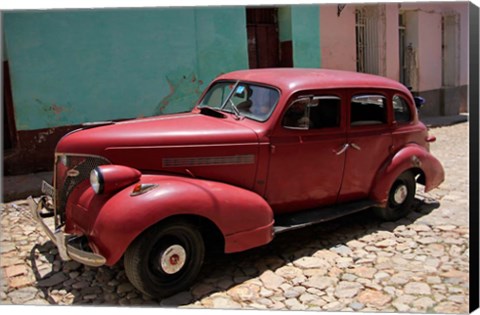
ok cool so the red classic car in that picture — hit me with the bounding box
[29,68,444,298]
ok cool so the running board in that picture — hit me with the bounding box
[273,200,379,234]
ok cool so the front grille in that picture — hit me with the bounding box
[55,154,110,221]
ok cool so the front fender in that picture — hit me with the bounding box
[66,174,274,266]
[370,144,445,205]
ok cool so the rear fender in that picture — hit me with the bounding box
[370,144,445,205]
[73,174,274,266]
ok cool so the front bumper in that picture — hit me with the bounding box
[27,195,106,267]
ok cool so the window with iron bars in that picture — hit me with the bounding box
[355,7,379,75]
[355,8,366,73]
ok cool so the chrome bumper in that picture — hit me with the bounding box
[27,195,106,267]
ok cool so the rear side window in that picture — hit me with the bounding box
[283,96,341,130]
[351,94,387,126]
[393,95,412,123]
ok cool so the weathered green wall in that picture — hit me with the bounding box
[291,5,321,68]
[3,7,248,131]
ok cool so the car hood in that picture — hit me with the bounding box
[56,112,259,157]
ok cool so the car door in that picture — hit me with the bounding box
[337,91,393,203]
[265,92,347,214]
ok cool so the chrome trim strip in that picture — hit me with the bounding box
[163,154,255,167]
[105,142,261,150]
[55,152,112,162]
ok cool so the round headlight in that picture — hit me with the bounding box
[90,168,104,194]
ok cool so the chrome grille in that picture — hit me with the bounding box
[55,154,110,221]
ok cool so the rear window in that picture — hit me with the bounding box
[393,95,412,123]
[351,94,387,126]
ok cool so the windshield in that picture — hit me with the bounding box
[199,81,280,122]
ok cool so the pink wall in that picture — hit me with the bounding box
[418,11,443,91]
[319,2,468,93]
[400,2,469,88]
[401,9,443,92]
[385,4,400,81]
[321,4,400,80]
[319,4,356,71]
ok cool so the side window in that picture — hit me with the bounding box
[309,96,341,128]
[283,96,341,130]
[351,94,387,126]
[283,98,310,129]
[393,95,412,123]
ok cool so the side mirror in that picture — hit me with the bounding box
[414,96,425,109]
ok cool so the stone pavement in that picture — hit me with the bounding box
[0,122,470,312]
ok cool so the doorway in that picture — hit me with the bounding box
[246,8,280,68]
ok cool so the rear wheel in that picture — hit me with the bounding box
[124,221,205,298]
[374,171,416,221]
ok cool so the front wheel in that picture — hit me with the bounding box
[124,220,205,298]
[374,171,416,221]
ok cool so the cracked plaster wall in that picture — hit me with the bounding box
[3,7,249,131]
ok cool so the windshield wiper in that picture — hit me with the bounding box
[217,81,243,120]
[226,101,243,120]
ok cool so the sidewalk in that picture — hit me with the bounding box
[2,171,53,203]
[1,114,469,203]
[420,113,468,127]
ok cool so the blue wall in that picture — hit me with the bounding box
[3,7,249,131]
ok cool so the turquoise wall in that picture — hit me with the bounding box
[3,8,248,131]
[291,5,321,68]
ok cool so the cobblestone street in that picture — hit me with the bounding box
[0,122,470,312]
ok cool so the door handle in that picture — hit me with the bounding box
[336,143,349,155]
[350,143,361,151]
[336,143,361,155]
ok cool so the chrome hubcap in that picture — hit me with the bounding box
[159,245,187,274]
[393,184,408,205]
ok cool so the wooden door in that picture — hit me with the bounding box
[246,8,280,69]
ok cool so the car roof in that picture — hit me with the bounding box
[216,68,411,95]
